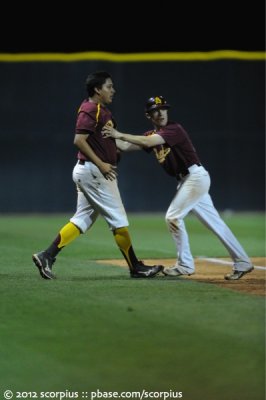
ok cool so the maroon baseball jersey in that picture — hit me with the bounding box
[145,122,201,177]
[75,99,118,165]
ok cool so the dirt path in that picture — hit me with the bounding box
[97,257,266,296]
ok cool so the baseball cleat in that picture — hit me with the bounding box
[32,251,56,280]
[163,265,194,277]
[130,261,163,278]
[224,265,254,281]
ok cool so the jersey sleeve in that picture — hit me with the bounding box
[75,110,97,134]
[158,124,188,146]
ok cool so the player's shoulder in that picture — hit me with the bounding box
[175,122,189,136]
[164,122,187,134]
[78,99,98,114]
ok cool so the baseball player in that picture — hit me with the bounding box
[102,96,254,280]
[32,72,163,279]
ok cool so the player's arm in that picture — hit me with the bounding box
[115,138,141,152]
[74,133,117,180]
[102,125,165,148]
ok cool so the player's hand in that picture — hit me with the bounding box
[102,124,120,139]
[99,162,117,181]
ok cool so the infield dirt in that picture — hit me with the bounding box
[98,257,265,296]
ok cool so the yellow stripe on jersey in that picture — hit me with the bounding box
[95,103,101,127]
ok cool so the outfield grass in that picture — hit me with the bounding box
[0,213,265,400]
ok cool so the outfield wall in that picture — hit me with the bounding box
[0,54,264,212]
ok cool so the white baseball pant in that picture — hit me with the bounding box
[165,164,251,272]
[70,161,128,233]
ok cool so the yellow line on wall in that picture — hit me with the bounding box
[0,50,265,62]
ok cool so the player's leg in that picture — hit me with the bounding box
[32,163,99,279]
[32,220,81,280]
[78,162,162,278]
[32,189,98,279]
[112,227,138,268]
[192,193,253,279]
[112,226,162,277]
[164,168,210,276]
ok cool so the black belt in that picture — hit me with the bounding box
[78,159,88,165]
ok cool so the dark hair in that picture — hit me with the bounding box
[85,71,112,97]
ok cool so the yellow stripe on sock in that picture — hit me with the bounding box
[58,222,80,248]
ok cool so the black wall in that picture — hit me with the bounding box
[0,59,264,212]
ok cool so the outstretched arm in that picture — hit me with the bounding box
[102,125,165,148]
[115,138,141,152]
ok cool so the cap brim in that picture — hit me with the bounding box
[146,104,170,112]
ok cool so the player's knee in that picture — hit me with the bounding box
[165,218,180,234]
[70,219,87,234]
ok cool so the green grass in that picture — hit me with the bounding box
[0,213,265,400]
